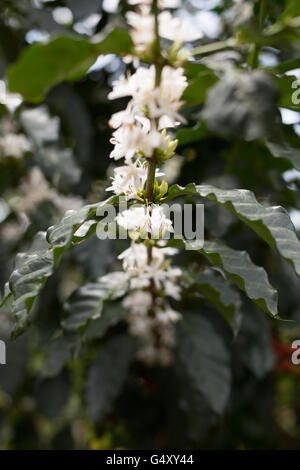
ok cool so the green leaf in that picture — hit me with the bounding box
[83,304,128,341]
[9,232,56,340]
[183,270,243,336]
[0,282,12,308]
[46,195,119,249]
[62,272,129,332]
[196,184,300,277]
[266,140,300,171]
[236,305,275,379]
[265,58,300,74]
[42,334,77,378]
[85,333,134,422]
[192,239,278,317]
[165,183,300,278]
[35,370,70,419]
[0,319,28,397]
[7,28,133,102]
[277,0,300,22]
[176,312,231,415]
[275,74,300,111]
[2,197,120,339]
[176,121,208,146]
[163,182,199,202]
[183,64,217,107]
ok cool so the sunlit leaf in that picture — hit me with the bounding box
[7,28,133,102]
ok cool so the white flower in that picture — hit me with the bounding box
[106,160,148,199]
[126,6,155,52]
[109,103,163,161]
[109,117,154,162]
[127,315,154,341]
[164,265,182,300]
[118,243,171,275]
[108,66,155,102]
[118,242,149,275]
[156,66,188,125]
[107,161,164,200]
[109,65,187,127]
[164,278,181,300]
[122,290,152,315]
[136,264,180,292]
[109,102,143,129]
[118,243,178,275]
[156,306,181,324]
[126,5,202,51]
[149,205,174,238]
[116,206,149,235]
[0,133,31,158]
[136,263,181,294]
[159,11,203,42]
[116,204,173,239]
[118,242,181,296]
[0,80,22,113]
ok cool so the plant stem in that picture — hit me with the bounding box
[248,0,266,69]
[146,157,157,203]
[191,38,237,57]
[146,158,156,265]
[145,0,161,297]
[153,0,162,86]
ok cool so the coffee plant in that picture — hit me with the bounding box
[0,0,300,449]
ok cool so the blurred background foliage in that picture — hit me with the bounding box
[0,0,300,450]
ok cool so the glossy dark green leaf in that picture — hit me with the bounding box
[42,334,77,378]
[266,140,300,171]
[85,333,134,422]
[2,197,120,339]
[196,184,300,277]
[46,195,119,249]
[183,270,243,335]
[9,232,56,340]
[0,319,28,396]
[176,312,231,415]
[162,182,198,202]
[235,305,275,379]
[194,239,278,317]
[83,304,127,341]
[165,183,300,278]
[35,370,70,418]
[62,272,129,332]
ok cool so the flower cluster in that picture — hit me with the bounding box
[105,0,189,365]
[126,0,202,56]
[120,244,182,365]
